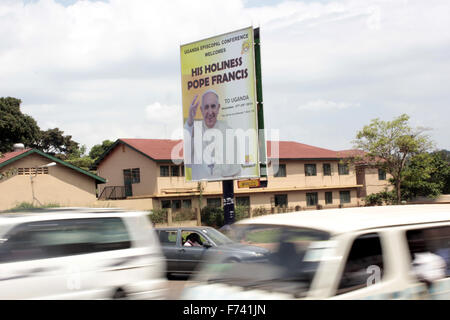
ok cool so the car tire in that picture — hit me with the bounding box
[112,288,127,299]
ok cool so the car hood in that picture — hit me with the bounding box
[214,243,270,255]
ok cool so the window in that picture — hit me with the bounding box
[378,169,386,180]
[17,167,49,175]
[406,226,450,277]
[236,196,250,207]
[161,200,171,209]
[162,199,192,210]
[306,192,318,206]
[171,165,180,177]
[274,194,288,207]
[131,168,140,183]
[171,200,181,210]
[207,198,222,208]
[325,192,333,204]
[0,218,131,263]
[160,165,169,177]
[338,163,349,175]
[157,230,178,246]
[340,191,351,204]
[181,230,207,246]
[337,233,384,295]
[274,164,286,177]
[323,163,332,176]
[305,164,317,176]
[123,168,140,184]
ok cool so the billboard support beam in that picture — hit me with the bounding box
[222,180,235,226]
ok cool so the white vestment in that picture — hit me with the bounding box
[184,119,242,181]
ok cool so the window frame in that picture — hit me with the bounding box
[171,165,180,177]
[236,196,250,207]
[274,164,287,178]
[339,191,351,204]
[306,192,318,206]
[323,163,332,176]
[274,194,288,207]
[325,191,333,204]
[378,168,386,181]
[305,164,317,176]
[160,165,170,177]
[335,232,385,296]
[338,163,350,175]
[207,198,222,208]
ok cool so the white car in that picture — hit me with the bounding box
[181,204,450,300]
[0,207,168,299]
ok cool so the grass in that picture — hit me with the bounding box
[3,202,60,213]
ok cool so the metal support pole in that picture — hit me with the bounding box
[222,179,235,225]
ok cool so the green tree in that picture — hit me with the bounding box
[34,128,80,159]
[65,145,95,172]
[401,151,450,200]
[88,140,114,160]
[353,114,433,204]
[0,97,40,153]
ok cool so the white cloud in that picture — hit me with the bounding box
[145,102,181,125]
[298,100,360,111]
[1,0,450,152]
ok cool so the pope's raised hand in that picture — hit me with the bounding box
[187,95,199,127]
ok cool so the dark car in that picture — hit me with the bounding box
[155,226,269,277]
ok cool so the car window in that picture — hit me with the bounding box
[181,230,206,246]
[336,233,384,295]
[0,218,131,263]
[406,226,450,277]
[196,225,330,298]
[158,230,178,246]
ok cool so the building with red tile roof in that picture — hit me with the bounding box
[0,146,105,210]
[94,139,378,215]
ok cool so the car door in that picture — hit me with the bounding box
[177,230,209,273]
[157,229,180,273]
[0,220,87,299]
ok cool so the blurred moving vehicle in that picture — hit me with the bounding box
[181,204,450,300]
[155,226,269,277]
[0,208,168,299]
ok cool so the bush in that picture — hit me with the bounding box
[364,190,397,206]
[201,207,224,228]
[252,207,269,217]
[173,208,196,222]
[148,209,168,224]
[4,202,60,213]
[235,205,250,221]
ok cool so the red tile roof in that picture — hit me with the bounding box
[267,141,338,159]
[121,139,184,160]
[118,139,340,161]
[0,148,31,165]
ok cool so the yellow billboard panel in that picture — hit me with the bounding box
[180,27,260,182]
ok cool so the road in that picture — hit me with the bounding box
[166,275,192,300]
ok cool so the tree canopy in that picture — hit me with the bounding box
[34,127,80,159]
[89,140,114,161]
[401,150,450,200]
[353,114,433,203]
[0,97,40,153]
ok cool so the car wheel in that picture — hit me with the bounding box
[112,288,127,299]
[224,257,240,263]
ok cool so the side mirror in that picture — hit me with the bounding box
[203,241,212,248]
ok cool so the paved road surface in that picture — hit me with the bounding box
[167,275,191,300]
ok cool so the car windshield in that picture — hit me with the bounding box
[201,228,234,246]
[194,224,332,298]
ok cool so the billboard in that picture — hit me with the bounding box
[180,27,260,182]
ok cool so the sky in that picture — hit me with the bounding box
[1,0,450,152]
